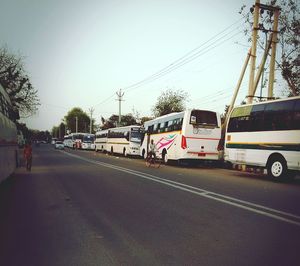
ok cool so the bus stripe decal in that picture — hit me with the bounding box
[226,142,300,152]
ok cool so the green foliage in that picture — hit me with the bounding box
[64,107,90,133]
[152,89,189,117]
[51,126,59,138]
[101,113,137,129]
[240,0,300,96]
[140,116,153,125]
[0,46,40,117]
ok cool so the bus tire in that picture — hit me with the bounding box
[267,155,287,181]
[162,150,168,164]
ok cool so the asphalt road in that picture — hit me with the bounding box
[1,145,300,266]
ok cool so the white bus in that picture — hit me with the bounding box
[81,133,95,150]
[0,84,19,183]
[140,109,222,163]
[63,133,85,149]
[94,129,108,152]
[106,125,143,156]
[63,134,73,148]
[224,96,300,180]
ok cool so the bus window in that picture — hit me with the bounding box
[158,122,166,133]
[167,120,174,132]
[293,99,300,129]
[249,103,265,131]
[264,100,295,131]
[173,118,183,131]
[153,123,159,133]
[190,110,218,127]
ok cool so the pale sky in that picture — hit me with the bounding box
[0,0,286,131]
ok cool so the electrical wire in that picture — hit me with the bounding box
[123,17,246,92]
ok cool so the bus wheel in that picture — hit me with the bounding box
[162,150,168,164]
[267,155,287,181]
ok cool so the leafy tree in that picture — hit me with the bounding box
[58,122,66,139]
[64,107,90,133]
[140,116,153,125]
[0,47,40,117]
[152,89,189,117]
[101,113,137,129]
[51,126,59,138]
[240,0,300,96]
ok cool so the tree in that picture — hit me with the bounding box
[152,89,189,117]
[240,0,300,96]
[58,122,66,139]
[51,126,59,138]
[0,47,40,117]
[64,107,90,133]
[101,113,137,129]
[140,116,153,125]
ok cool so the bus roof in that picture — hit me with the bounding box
[232,96,300,110]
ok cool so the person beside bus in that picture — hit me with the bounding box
[23,142,32,171]
[148,139,157,159]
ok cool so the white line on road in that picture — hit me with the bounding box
[63,151,300,227]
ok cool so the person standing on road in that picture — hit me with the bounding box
[23,142,32,171]
[148,139,157,159]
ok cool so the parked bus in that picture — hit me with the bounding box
[63,133,85,149]
[105,125,143,156]
[224,96,300,180]
[140,109,222,163]
[63,134,73,148]
[94,129,108,152]
[0,84,19,183]
[81,133,95,150]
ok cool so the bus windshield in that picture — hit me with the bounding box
[130,130,143,143]
[190,110,218,127]
[83,135,94,143]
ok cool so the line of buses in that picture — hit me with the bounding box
[1,80,300,183]
[63,96,300,181]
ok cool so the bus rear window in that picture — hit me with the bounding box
[190,110,218,127]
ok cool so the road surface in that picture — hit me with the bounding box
[1,145,300,266]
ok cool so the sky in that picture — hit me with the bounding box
[0,0,287,131]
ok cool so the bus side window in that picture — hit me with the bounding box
[153,123,158,134]
[148,125,154,134]
[249,104,265,131]
[173,118,183,130]
[265,101,294,131]
[293,99,300,129]
[159,122,166,133]
[167,120,174,132]
[157,123,161,133]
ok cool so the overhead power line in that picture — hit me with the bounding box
[123,17,246,92]
[92,16,247,109]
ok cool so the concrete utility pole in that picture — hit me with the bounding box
[248,0,260,104]
[225,1,280,125]
[75,116,78,133]
[268,7,279,99]
[116,89,124,126]
[89,107,94,134]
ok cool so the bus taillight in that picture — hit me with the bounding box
[181,135,187,149]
